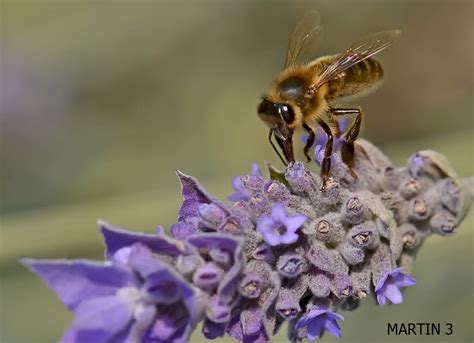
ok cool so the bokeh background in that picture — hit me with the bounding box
[1,1,473,342]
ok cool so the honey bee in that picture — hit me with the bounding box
[257,10,400,184]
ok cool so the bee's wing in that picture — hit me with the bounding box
[284,10,323,68]
[308,30,401,93]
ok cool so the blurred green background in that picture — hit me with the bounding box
[1,0,473,342]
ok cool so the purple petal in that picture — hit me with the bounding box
[143,272,183,304]
[73,294,133,336]
[257,216,275,234]
[324,317,342,337]
[125,243,168,278]
[171,222,197,241]
[271,203,287,222]
[99,221,190,259]
[283,214,307,232]
[124,304,157,342]
[384,283,403,304]
[241,306,263,336]
[278,231,300,245]
[394,273,417,287]
[251,163,262,176]
[217,242,244,304]
[188,232,241,254]
[206,295,231,323]
[60,326,118,343]
[177,171,213,219]
[155,225,165,235]
[227,314,244,341]
[306,319,323,340]
[251,243,275,264]
[21,258,136,310]
[377,291,387,306]
[229,177,252,202]
[374,272,390,292]
[202,319,226,339]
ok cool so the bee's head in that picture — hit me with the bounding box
[257,98,295,163]
[257,98,295,139]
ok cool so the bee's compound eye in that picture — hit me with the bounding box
[279,104,295,124]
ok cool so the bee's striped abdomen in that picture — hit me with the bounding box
[325,57,384,102]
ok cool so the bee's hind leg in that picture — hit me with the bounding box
[302,123,315,162]
[329,108,362,176]
[317,120,334,190]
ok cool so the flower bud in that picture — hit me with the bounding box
[276,287,302,320]
[370,244,394,287]
[347,221,379,249]
[338,241,365,265]
[331,273,352,298]
[277,253,307,278]
[192,262,223,290]
[238,272,264,299]
[407,197,432,221]
[439,179,461,215]
[307,241,348,275]
[251,243,275,264]
[198,203,227,227]
[305,212,344,244]
[218,216,243,235]
[308,269,331,298]
[382,166,405,191]
[398,177,422,199]
[399,223,425,249]
[430,210,457,235]
[350,264,372,298]
[206,295,231,323]
[320,177,341,200]
[285,162,319,197]
[240,175,265,194]
[341,196,370,225]
[379,191,408,223]
[264,180,291,202]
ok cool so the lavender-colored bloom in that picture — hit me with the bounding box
[100,220,191,259]
[229,164,262,202]
[295,305,344,340]
[257,203,307,246]
[375,267,416,306]
[21,242,206,342]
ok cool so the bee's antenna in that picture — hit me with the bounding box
[268,129,288,166]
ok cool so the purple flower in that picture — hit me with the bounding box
[257,203,307,246]
[295,305,344,340]
[229,163,262,202]
[375,267,416,306]
[21,244,206,342]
